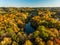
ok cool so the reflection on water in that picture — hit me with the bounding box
[25,22,35,34]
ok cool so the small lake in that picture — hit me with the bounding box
[25,22,35,34]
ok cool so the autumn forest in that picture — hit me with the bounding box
[0,7,60,45]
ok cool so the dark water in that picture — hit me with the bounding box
[25,22,35,34]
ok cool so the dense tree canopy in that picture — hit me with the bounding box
[0,7,60,45]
